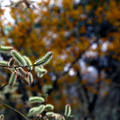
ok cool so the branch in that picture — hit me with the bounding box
[0,99,29,120]
[0,83,8,90]
[0,62,46,69]
[2,0,36,9]
[48,39,99,94]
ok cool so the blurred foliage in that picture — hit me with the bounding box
[0,0,120,120]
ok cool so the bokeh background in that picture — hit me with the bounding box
[0,0,120,120]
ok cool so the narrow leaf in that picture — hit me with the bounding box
[28,72,33,84]
[29,96,45,103]
[17,67,28,77]
[11,50,27,66]
[23,56,33,70]
[8,57,16,68]
[45,104,54,111]
[0,45,13,53]
[0,61,8,66]
[34,51,53,66]
[64,104,71,117]
[0,114,4,120]
[9,71,17,86]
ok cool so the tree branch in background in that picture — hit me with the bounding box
[48,40,99,94]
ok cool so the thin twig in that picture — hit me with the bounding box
[0,99,29,120]
[0,62,45,69]
[0,83,8,90]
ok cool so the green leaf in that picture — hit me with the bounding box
[29,96,45,104]
[11,50,27,66]
[8,71,17,86]
[45,104,54,111]
[0,45,13,54]
[34,51,53,66]
[29,105,45,114]
[0,60,8,66]
[23,56,33,70]
[64,104,72,117]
